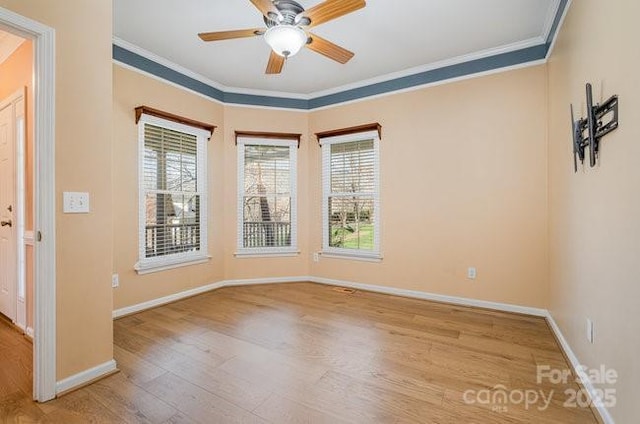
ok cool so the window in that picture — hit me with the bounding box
[136,114,209,273]
[237,137,297,256]
[321,130,381,259]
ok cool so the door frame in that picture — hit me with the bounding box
[14,88,27,335]
[0,7,56,402]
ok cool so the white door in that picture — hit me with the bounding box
[0,101,16,320]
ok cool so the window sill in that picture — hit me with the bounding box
[134,254,211,275]
[234,250,300,259]
[320,251,383,263]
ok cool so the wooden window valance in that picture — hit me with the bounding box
[315,122,382,143]
[135,106,217,138]
[234,130,302,148]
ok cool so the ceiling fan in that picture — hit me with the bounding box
[198,0,366,74]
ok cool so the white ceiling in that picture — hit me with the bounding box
[0,29,25,65]
[113,0,559,96]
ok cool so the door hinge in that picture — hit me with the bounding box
[36,231,42,242]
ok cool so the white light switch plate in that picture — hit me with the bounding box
[63,192,90,213]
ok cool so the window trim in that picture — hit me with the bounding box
[236,136,298,256]
[135,113,210,274]
[234,130,301,148]
[135,105,216,137]
[315,122,381,143]
[320,130,381,260]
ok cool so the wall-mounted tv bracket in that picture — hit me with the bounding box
[571,104,588,172]
[571,83,619,172]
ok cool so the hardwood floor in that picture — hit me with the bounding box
[0,315,32,399]
[0,282,600,423]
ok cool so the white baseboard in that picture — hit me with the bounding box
[112,281,226,319]
[25,326,34,339]
[545,314,614,424]
[112,276,307,319]
[113,275,546,319]
[309,276,548,317]
[223,276,309,287]
[56,359,117,395]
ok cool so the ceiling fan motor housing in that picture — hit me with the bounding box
[264,0,311,27]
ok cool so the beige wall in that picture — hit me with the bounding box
[0,39,34,329]
[111,68,310,308]
[547,1,640,422]
[222,106,310,281]
[309,66,549,308]
[113,65,549,310]
[116,66,551,310]
[0,0,114,380]
[112,65,225,309]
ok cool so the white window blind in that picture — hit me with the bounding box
[237,138,297,255]
[136,114,209,273]
[321,130,380,258]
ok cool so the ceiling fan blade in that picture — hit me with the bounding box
[307,33,354,64]
[198,28,264,42]
[266,51,285,74]
[300,0,366,28]
[250,0,283,21]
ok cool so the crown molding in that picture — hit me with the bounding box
[113,59,225,104]
[113,59,308,113]
[114,42,548,111]
[113,36,227,92]
[307,36,544,99]
[541,0,563,43]
[308,59,547,112]
[112,36,311,100]
[545,0,572,58]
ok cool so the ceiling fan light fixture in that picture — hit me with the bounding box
[264,25,307,58]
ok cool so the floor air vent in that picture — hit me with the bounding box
[332,287,357,294]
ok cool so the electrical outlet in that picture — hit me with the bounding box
[313,252,320,262]
[112,273,119,288]
[586,318,594,343]
[467,267,477,280]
